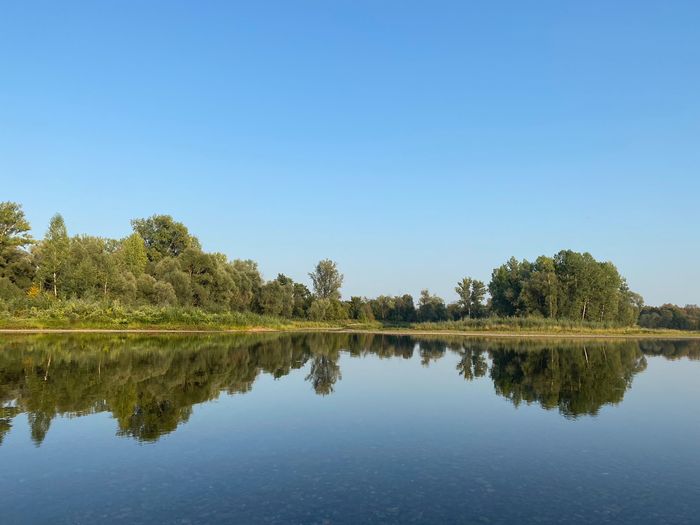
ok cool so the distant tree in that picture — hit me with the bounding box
[639,304,697,331]
[370,295,395,321]
[36,214,70,297]
[348,296,375,321]
[64,236,119,298]
[131,215,199,262]
[309,259,343,300]
[0,202,35,294]
[0,201,32,252]
[308,297,348,321]
[154,257,192,304]
[119,233,148,277]
[258,275,294,317]
[521,256,559,317]
[487,250,641,325]
[455,278,487,319]
[417,289,447,322]
[292,282,312,318]
[455,277,473,318]
[470,280,487,317]
[393,294,416,322]
[489,257,531,316]
[228,259,262,311]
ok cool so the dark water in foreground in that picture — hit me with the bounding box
[1,334,699,524]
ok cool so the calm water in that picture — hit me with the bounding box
[1,334,699,524]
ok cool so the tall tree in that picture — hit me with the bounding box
[470,280,487,317]
[37,214,70,297]
[455,277,473,318]
[0,201,33,252]
[119,232,148,276]
[309,259,343,300]
[0,202,35,294]
[417,289,448,322]
[131,215,198,262]
[489,257,531,316]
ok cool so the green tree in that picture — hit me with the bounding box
[308,297,348,321]
[309,259,343,300]
[258,275,295,317]
[0,202,35,295]
[227,259,262,311]
[521,256,559,317]
[455,277,473,318]
[64,236,119,298]
[417,289,448,322]
[36,214,70,297]
[119,232,148,276]
[0,201,33,252]
[131,215,199,262]
[489,257,531,316]
[348,296,374,321]
[470,280,487,317]
[154,257,192,304]
[292,282,312,318]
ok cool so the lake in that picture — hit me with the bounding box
[1,333,699,524]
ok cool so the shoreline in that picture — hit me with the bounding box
[1,327,699,339]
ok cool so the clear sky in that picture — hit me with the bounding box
[1,1,698,306]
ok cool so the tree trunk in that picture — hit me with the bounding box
[52,272,57,297]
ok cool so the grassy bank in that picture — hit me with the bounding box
[0,301,347,331]
[0,301,697,337]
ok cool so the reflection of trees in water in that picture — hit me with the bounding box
[489,343,647,418]
[456,347,488,381]
[0,334,695,444]
[306,356,341,396]
[303,333,342,395]
[638,340,700,360]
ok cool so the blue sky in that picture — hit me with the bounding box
[1,1,698,305]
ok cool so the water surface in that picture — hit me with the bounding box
[1,333,699,524]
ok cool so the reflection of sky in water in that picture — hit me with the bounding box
[1,336,699,524]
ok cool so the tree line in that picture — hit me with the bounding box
[0,200,692,328]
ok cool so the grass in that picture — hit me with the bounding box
[0,300,347,331]
[0,299,697,336]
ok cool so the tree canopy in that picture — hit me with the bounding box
[1,201,687,330]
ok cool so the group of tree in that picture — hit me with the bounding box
[638,304,700,331]
[487,251,644,325]
[2,201,696,329]
[0,201,340,319]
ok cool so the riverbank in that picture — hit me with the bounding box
[2,304,698,338]
[1,325,698,339]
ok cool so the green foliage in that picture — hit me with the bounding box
[4,334,692,444]
[455,277,487,318]
[488,250,643,325]
[0,201,33,251]
[131,214,199,262]
[0,201,685,332]
[348,296,375,321]
[366,294,416,322]
[35,214,70,297]
[308,298,348,321]
[639,304,700,331]
[118,232,148,276]
[258,275,295,317]
[417,289,448,322]
[309,259,343,300]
